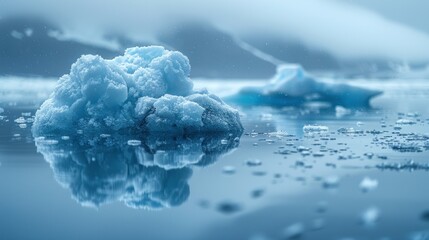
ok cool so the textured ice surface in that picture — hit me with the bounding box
[35,132,240,209]
[227,65,382,108]
[32,46,243,136]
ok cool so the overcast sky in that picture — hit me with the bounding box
[2,0,429,62]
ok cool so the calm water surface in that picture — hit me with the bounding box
[0,79,428,240]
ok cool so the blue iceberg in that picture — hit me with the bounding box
[32,46,243,136]
[226,65,382,108]
[35,132,240,209]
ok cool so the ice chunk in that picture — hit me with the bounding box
[303,124,329,133]
[323,176,340,189]
[396,118,416,125]
[35,132,240,209]
[226,65,381,108]
[359,177,378,192]
[376,160,429,171]
[32,46,243,136]
[360,206,380,226]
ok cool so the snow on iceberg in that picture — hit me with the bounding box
[36,132,240,209]
[32,46,243,136]
[226,64,382,108]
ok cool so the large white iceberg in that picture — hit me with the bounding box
[226,65,382,108]
[32,46,243,136]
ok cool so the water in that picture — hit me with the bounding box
[1,78,429,240]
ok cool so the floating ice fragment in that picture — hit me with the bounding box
[360,207,380,226]
[18,124,27,128]
[283,222,305,239]
[0,107,4,114]
[396,118,416,125]
[61,136,70,140]
[220,139,228,145]
[337,127,364,134]
[303,125,329,133]
[227,65,381,108]
[359,177,378,192]
[127,139,141,146]
[323,176,340,189]
[14,117,26,124]
[222,165,236,174]
[216,201,242,214]
[376,160,429,171]
[389,142,423,152]
[246,159,262,167]
[313,152,325,157]
[32,46,243,136]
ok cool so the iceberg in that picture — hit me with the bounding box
[32,46,243,136]
[226,64,382,108]
[35,132,240,209]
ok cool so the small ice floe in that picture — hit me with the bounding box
[360,206,380,226]
[61,136,70,140]
[18,124,27,128]
[396,118,416,125]
[313,152,325,157]
[376,160,429,171]
[0,107,4,114]
[246,159,262,167]
[226,65,381,108]
[32,46,243,136]
[282,222,305,239]
[337,127,364,134]
[14,117,26,124]
[127,140,141,146]
[359,177,379,192]
[303,124,329,133]
[222,165,236,174]
[356,121,364,126]
[322,176,340,189]
[216,201,242,214]
[220,139,229,145]
[389,142,423,153]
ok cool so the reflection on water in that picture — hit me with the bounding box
[35,133,240,209]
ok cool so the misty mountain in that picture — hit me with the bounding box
[0,17,119,77]
[0,17,425,79]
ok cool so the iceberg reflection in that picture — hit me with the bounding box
[35,133,240,210]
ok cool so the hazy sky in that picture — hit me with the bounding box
[2,0,429,62]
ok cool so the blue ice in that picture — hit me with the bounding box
[32,46,243,136]
[226,64,382,108]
